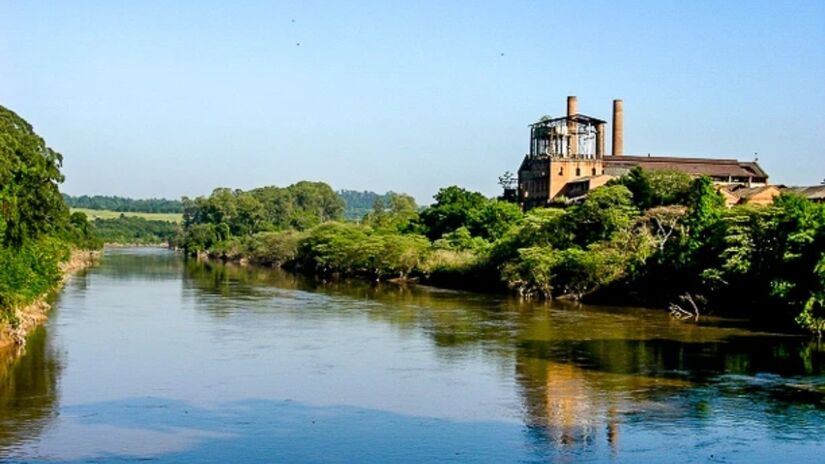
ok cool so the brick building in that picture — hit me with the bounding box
[513,96,769,209]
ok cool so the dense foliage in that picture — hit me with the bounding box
[179,167,825,335]
[180,182,344,252]
[62,194,183,213]
[0,105,99,325]
[1,107,66,246]
[91,216,180,245]
[65,189,402,221]
[338,190,404,221]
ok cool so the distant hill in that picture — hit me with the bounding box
[63,194,183,214]
[338,190,399,221]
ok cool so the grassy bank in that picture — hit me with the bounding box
[71,208,182,223]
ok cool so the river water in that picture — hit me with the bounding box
[1,247,824,463]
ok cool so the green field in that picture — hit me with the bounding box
[71,208,182,223]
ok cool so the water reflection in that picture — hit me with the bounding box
[0,327,61,455]
[16,397,530,463]
[0,249,823,462]
[184,258,825,456]
[95,246,184,281]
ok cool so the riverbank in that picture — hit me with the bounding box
[5,247,825,462]
[0,249,101,353]
[104,242,170,248]
[178,179,825,335]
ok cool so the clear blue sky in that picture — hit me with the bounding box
[1,0,823,202]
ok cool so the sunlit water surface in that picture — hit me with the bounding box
[1,248,824,462]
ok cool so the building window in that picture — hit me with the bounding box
[575,167,581,176]
[559,167,564,175]
[592,168,597,176]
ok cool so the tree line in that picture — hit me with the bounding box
[63,190,404,219]
[0,105,100,327]
[90,216,180,245]
[7,97,820,336]
[62,194,184,214]
[175,168,825,335]
[337,190,410,221]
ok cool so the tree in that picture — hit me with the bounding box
[180,181,346,253]
[644,205,688,251]
[613,167,693,210]
[681,176,726,265]
[472,200,523,241]
[373,233,430,279]
[500,245,559,298]
[0,105,68,246]
[567,185,637,246]
[0,104,101,326]
[183,224,220,252]
[419,186,488,240]
[233,192,265,236]
[498,171,516,189]
[418,186,521,241]
[363,192,419,231]
[287,181,344,228]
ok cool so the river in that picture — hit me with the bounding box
[1,247,823,462]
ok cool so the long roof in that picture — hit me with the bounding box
[604,155,768,179]
[785,185,825,200]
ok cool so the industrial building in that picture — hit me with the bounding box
[511,96,769,209]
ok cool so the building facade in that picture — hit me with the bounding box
[515,96,768,209]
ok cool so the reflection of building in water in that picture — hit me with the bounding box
[517,357,620,453]
[544,362,597,446]
[516,336,708,459]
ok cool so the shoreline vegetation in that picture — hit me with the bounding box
[88,215,180,245]
[2,100,824,341]
[0,249,100,353]
[104,242,170,248]
[174,172,825,336]
[1,104,103,355]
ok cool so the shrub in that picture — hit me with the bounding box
[0,238,69,324]
[246,230,306,266]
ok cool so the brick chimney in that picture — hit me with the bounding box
[596,123,605,158]
[612,99,623,157]
[567,96,577,155]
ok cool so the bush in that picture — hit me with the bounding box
[0,238,69,324]
[183,224,220,252]
[294,223,430,279]
[246,230,306,266]
[90,216,177,245]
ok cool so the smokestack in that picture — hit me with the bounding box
[567,96,577,155]
[612,99,623,157]
[596,123,605,158]
[567,96,577,117]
